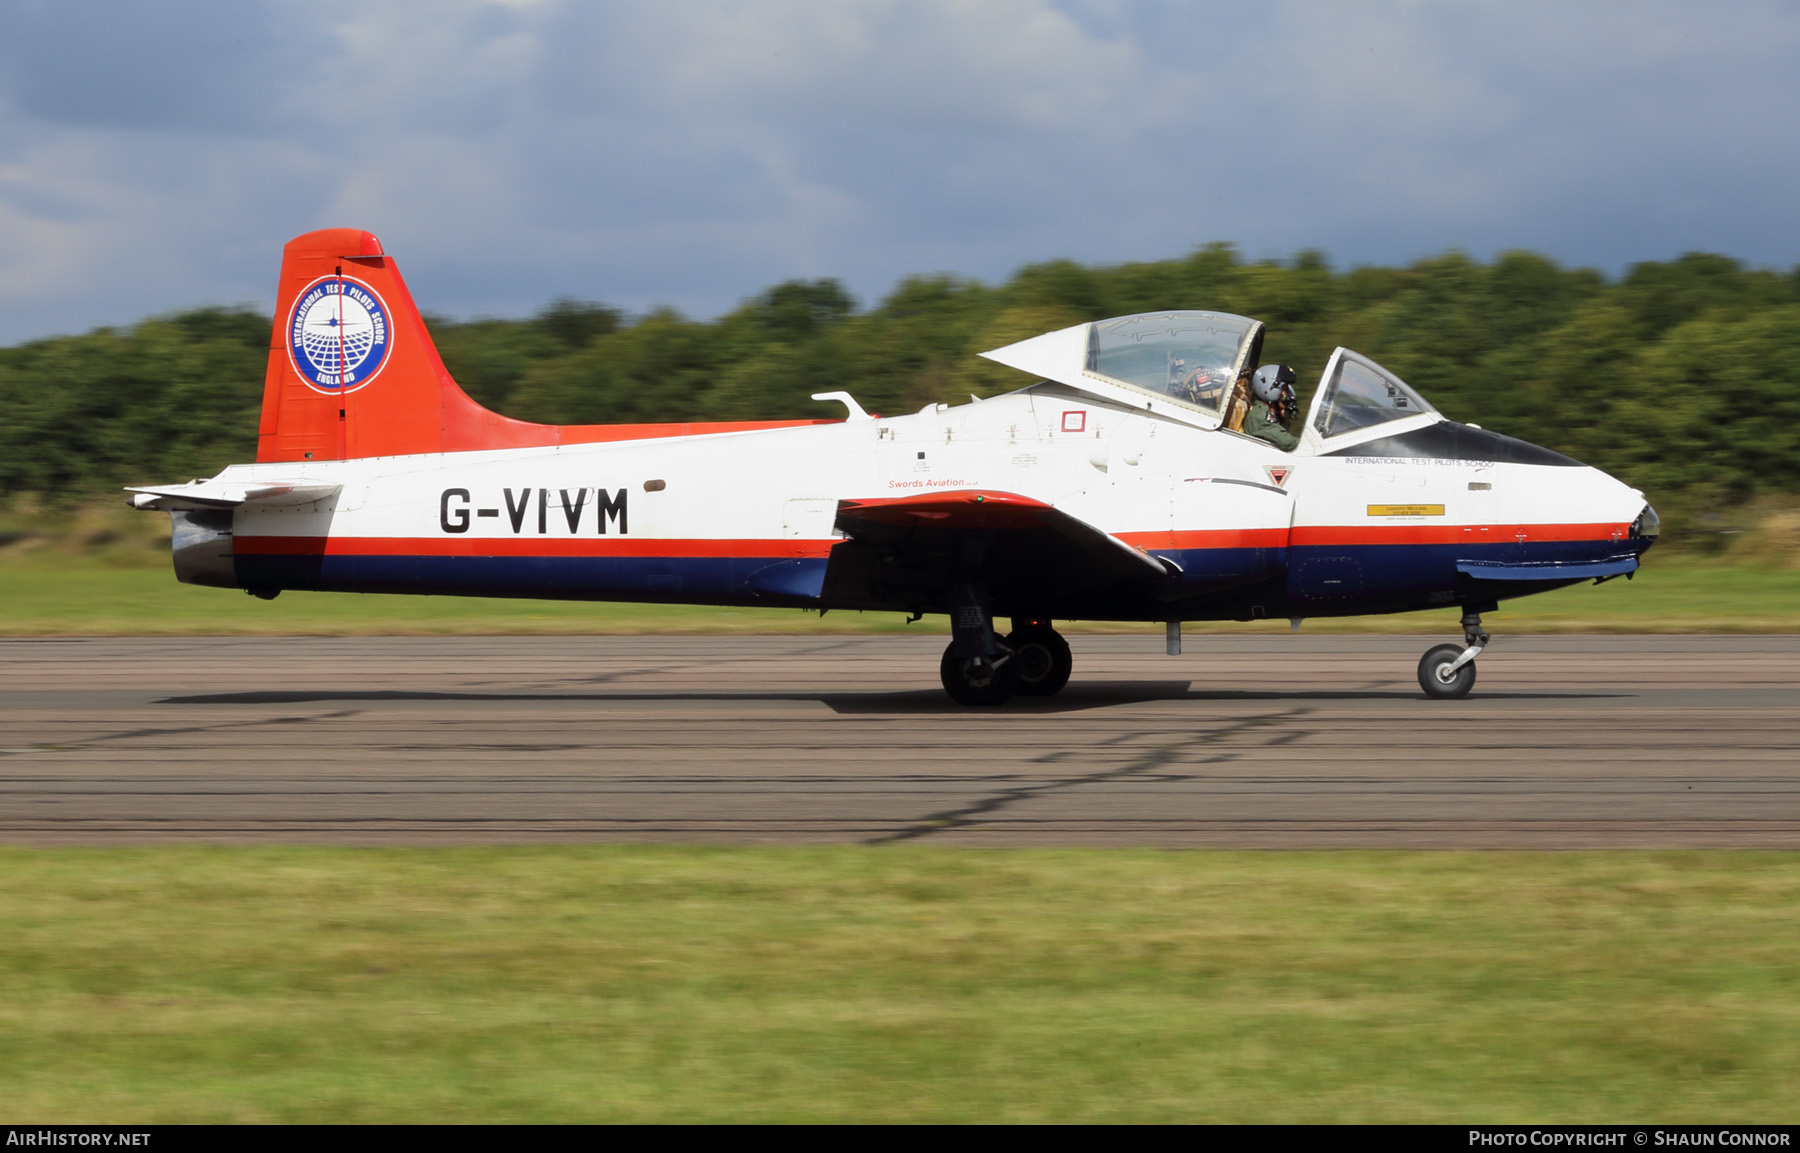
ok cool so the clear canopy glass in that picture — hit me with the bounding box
[1312,352,1438,438]
[1084,312,1261,417]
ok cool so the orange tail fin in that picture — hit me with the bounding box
[257,228,832,463]
[258,228,511,461]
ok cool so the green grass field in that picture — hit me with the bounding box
[2,847,1797,1123]
[1,548,1797,635]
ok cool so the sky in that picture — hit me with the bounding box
[0,0,1797,344]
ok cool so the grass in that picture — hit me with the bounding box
[0,546,1796,635]
[2,846,1798,1122]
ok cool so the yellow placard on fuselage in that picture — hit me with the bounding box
[1367,504,1446,517]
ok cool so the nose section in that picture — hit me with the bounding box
[1503,459,1654,578]
[1557,449,1656,552]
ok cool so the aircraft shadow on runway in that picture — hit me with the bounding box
[156,682,1622,715]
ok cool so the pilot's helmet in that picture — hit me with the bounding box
[1252,363,1297,406]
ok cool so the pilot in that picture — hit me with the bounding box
[1243,364,1299,451]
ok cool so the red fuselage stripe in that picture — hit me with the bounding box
[1119,528,1290,550]
[234,536,838,559]
[1289,522,1628,546]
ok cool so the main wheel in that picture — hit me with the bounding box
[939,643,1021,706]
[1418,643,1477,699]
[1006,626,1072,697]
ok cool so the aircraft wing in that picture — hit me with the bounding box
[125,480,342,512]
[826,489,1171,608]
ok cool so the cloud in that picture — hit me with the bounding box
[0,0,323,134]
[0,0,1795,343]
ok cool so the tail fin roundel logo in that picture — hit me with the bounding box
[288,274,392,393]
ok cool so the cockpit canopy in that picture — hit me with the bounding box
[1310,350,1438,439]
[980,310,1266,429]
[1083,312,1262,420]
[980,309,1445,448]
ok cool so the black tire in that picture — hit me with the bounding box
[1006,626,1072,697]
[1418,643,1477,699]
[940,643,1021,706]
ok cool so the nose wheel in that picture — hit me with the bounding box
[1418,609,1489,700]
[1418,644,1477,698]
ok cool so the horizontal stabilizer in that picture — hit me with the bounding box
[126,480,341,512]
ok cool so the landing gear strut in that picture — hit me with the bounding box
[939,583,1019,705]
[1418,608,1490,700]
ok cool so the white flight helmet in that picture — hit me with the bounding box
[1251,363,1297,406]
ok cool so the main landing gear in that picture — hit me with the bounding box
[938,594,1072,706]
[940,645,1020,706]
[1007,620,1073,698]
[1418,608,1490,700]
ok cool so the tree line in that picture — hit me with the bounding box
[3,244,1797,539]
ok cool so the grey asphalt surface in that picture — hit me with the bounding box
[0,634,1795,847]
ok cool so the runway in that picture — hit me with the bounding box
[0,634,1796,848]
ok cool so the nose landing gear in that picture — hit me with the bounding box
[1418,608,1490,700]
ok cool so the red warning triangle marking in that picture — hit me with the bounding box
[1264,465,1292,487]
